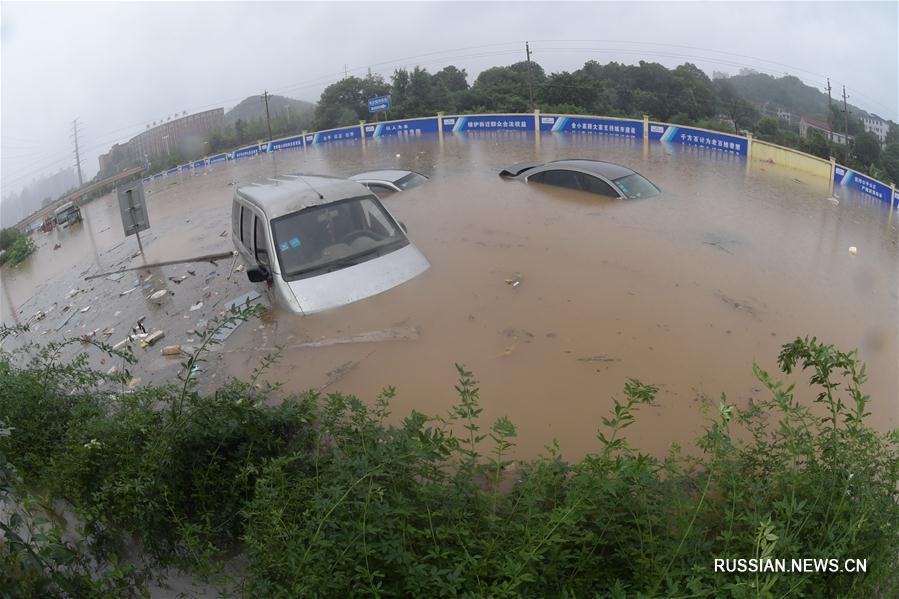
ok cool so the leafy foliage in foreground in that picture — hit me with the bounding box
[0,228,36,267]
[1,318,897,597]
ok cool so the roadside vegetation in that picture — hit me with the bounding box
[0,227,36,267]
[1,306,897,597]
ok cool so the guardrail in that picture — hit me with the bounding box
[143,111,898,211]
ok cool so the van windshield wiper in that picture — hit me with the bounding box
[323,248,381,273]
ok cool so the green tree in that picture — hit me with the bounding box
[714,79,759,133]
[852,131,882,170]
[756,116,780,139]
[879,143,899,184]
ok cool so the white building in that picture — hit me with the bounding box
[861,114,889,146]
[799,115,850,145]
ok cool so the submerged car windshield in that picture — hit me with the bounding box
[612,173,660,199]
[395,172,428,190]
[271,195,407,281]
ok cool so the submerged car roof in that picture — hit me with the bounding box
[500,159,635,180]
[350,169,425,183]
[236,175,370,220]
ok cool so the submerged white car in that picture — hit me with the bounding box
[232,174,430,315]
[349,169,429,193]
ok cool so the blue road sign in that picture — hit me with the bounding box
[368,95,391,113]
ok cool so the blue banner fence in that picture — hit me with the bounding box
[147,111,896,209]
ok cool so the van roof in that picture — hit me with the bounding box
[55,201,76,213]
[235,175,370,220]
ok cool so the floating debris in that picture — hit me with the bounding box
[148,289,169,304]
[119,287,138,296]
[715,291,764,320]
[849,246,858,256]
[504,272,523,287]
[161,345,182,356]
[210,290,263,343]
[144,330,165,346]
[190,301,204,311]
[576,354,620,363]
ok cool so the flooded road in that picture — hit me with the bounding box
[2,132,897,459]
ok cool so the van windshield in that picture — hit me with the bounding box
[270,195,408,281]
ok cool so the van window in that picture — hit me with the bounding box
[231,202,241,238]
[240,206,253,246]
[254,214,270,267]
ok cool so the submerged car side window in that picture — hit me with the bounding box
[530,169,580,190]
[254,214,270,267]
[576,173,619,197]
[240,205,253,246]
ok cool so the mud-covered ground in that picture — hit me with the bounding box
[2,132,897,459]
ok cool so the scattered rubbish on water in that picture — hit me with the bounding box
[148,289,169,304]
[127,377,141,390]
[210,290,263,343]
[119,287,138,296]
[715,291,764,319]
[576,354,620,363]
[169,275,189,284]
[504,272,523,287]
[106,365,117,375]
[827,196,840,205]
[79,306,91,313]
[849,246,858,256]
[161,345,182,357]
[54,308,78,331]
[190,301,203,311]
[133,317,147,335]
[53,243,61,250]
[235,264,245,273]
[501,328,534,342]
[144,330,165,346]
[106,272,126,282]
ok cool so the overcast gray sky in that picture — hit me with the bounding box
[2,1,897,199]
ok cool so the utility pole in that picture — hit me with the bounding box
[344,64,349,79]
[825,78,833,142]
[525,41,535,111]
[841,85,850,144]
[262,90,273,142]
[71,118,84,186]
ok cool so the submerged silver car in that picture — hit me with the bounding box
[349,169,429,193]
[232,174,430,315]
[499,159,660,199]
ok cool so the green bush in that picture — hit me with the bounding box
[1,312,897,596]
[0,232,36,267]
[242,343,898,597]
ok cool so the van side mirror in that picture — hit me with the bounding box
[247,266,270,283]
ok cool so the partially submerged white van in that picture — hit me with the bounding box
[231,174,430,315]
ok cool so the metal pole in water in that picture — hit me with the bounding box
[135,229,144,257]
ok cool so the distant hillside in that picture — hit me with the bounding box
[224,94,315,126]
[726,72,871,120]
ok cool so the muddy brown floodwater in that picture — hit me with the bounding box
[2,132,897,460]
